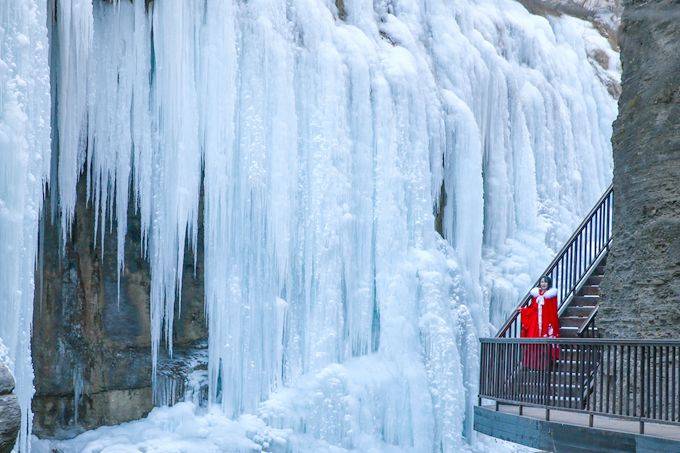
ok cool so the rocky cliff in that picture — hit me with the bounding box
[517,0,621,45]
[0,343,20,452]
[32,180,208,437]
[598,0,680,338]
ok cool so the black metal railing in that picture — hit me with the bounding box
[579,307,599,338]
[479,338,680,431]
[498,185,613,338]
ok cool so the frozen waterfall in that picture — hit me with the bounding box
[0,0,51,450]
[2,0,617,450]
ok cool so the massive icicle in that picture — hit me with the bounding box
[0,0,51,450]
[44,0,617,450]
[53,0,91,243]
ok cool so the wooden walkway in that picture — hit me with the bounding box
[497,404,680,441]
[475,404,680,452]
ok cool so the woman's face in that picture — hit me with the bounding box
[540,279,549,290]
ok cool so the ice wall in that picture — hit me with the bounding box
[44,0,616,450]
[0,0,51,450]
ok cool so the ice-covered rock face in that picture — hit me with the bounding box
[0,0,51,450]
[2,0,617,449]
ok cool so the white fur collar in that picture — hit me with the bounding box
[530,287,557,298]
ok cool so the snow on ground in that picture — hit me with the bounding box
[32,403,282,453]
[32,401,533,453]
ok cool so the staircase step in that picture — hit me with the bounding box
[552,371,591,378]
[579,285,600,296]
[587,275,603,285]
[554,366,597,376]
[516,383,586,398]
[556,353,600,365]
[562,306,595,317]
[560,316,589,328]
[550,396,583,403]
[572,296,599,307]
[560,326,580,337]
[519,366,595,376]
[594,265,606,275]
[555,356,597,365]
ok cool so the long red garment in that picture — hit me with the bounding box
[520,287,560,369]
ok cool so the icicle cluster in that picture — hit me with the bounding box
[3,0,618,449]
[0,0,51,450]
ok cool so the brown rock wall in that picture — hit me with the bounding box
[32,179,207,437]
[0,363,19,452]
[598,0,680,338]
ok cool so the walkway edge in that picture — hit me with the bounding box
[474,405,680,453]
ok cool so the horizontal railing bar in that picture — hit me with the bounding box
[480,338,680,346]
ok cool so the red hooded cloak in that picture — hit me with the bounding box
[520,287,560,368]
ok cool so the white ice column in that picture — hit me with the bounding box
[54,0,92,242]
[0,0,51,450]
[148,0,202,372]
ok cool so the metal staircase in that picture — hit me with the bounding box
[478,185,680,446]
[559,256,606,338]
[494,184,613,410]
[497,184,613,340]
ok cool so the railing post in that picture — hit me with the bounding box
[479,342,485,404]
[640,346,645,420]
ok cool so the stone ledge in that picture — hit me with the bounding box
[33,387,153,439]
[0,361,19,453]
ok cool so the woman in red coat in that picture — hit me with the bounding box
[520,275,560,369]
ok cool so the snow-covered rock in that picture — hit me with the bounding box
[0,338,21,451]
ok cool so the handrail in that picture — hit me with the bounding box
[577,306,598,336]
[497,184,614,337]
[481,338,680,346]
[478,338,680,430]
